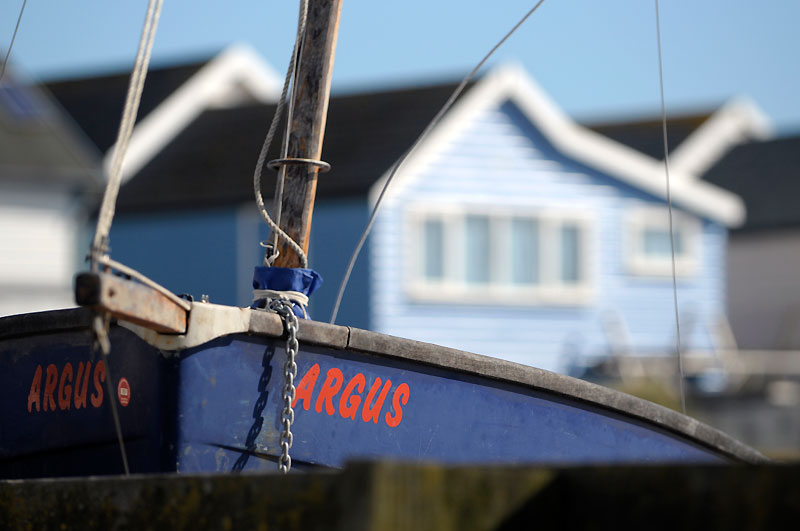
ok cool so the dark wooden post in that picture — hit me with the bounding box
[273,0,343,268]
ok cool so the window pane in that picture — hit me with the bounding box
[423,219,444,280]
[560,224,581,283]
[465,215,490,284]
[674,230,684,255]
[642,227,681,257]
[511,218,539,284]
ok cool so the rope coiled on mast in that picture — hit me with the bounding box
[252,0,310,268]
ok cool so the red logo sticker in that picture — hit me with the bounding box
[117,378,131,407]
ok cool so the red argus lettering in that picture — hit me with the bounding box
[293,364,410,428]
[27,361,106,413]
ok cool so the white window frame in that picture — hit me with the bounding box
[625,205,700,277]
[405,203,594,305]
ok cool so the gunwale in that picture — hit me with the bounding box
[0,307,767,464]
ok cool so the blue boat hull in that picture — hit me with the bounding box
[0,308,763,478]
[0,325,175,478]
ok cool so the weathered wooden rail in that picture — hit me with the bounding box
[1,462,798,530]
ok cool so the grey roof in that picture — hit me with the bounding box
[115,81,467,213]
[703,134,800,231]
[586,112,712,160]
[117,87,721,213]
[41,58,724,211]
[0,74,101,189]
[46,61,206,153]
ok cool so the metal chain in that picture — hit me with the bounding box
[268,299,299,474]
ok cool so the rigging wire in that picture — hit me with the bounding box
[91,0,163,265]
[253,0,310,268]
[86,0,164,477]
[654,0,686,414]
[329,0,548,324]
[0,0,27,84]
[94,315,131,476]
[271,0,306,259]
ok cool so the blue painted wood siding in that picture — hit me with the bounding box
[109,208,241,306]
[309,198,371,329]
[107,200,372,327]
[370,101,727,372]
[237,198,372,325]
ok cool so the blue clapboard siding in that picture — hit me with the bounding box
[234,198,372,324]
[308,198,371,329]
[107,200,372,325]
[96,99,728,375]
[370,101,727,372]
[109,207,241,306]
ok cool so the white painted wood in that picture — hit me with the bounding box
[624,205,701,276]
[404,203,594,305]
[106,44,282,183]
[670,98,773,178]
[0,187,79,316]
[369,102,729,372]
[369,63,745,227]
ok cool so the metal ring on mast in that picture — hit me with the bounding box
[268,157,331,173]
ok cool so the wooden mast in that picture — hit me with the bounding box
[76,0,342,328]
[273,0,343,268]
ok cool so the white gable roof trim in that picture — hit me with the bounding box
[371,64,745,227]
[106,43,282,183]
[669,97,772,177]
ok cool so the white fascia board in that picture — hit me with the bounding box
[669,97,773,177]
[367,64,523,207]
[104,43,282,183]
[369,63,745,227]
[505,67,744,227]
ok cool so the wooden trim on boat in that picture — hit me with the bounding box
[0,308,95,340]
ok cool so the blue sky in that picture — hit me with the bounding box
[2,0,799,131]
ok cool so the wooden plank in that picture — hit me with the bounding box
[3,463,800,530]
[0,471,342,530]
[75,272,187,334]
[0,308,94,340]
[273,0,343,268]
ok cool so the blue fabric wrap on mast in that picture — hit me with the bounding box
[251,267,323,319]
